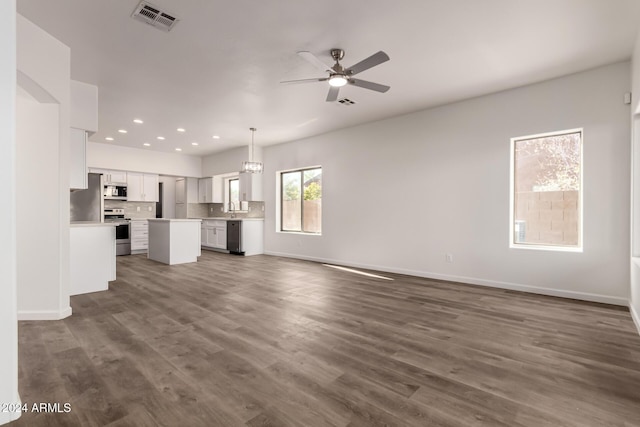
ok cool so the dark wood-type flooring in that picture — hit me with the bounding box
[10,251,640,426]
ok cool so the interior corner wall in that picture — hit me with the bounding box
[264,61,631,306]
[202,146,248,176]
[159,175,176,218]
[0,1,20,425]
[87,141,202,178]
[17,14,71,320]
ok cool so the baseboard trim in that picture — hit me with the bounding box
[630,303,640,336]
[264,251,627,306]
[18,306,72,321]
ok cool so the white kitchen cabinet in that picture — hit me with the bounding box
[70,128,87,190]
[175,178,186,204]
[128,172,158,202]
[131,219,149,253]
[238,172,263,201]
[198,177,214,203]
[201,219,227,250]
[89,168,127,184]
[212,175,224,203]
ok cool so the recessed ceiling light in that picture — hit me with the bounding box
[175,148,182,151]
[105,137,114,141]
[118,129,127,133]
[157,136,165,140]
[133,119,143,124]
[177,128,185,132]
[212,135,220,139]
[191,142,199,146]
[143,143,151,147]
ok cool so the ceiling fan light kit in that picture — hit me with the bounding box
[281,48,390,102]
[241,127,263,174]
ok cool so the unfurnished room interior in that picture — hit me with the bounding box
[2,1,640,426]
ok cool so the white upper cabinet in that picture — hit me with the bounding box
[70,128,87,190]
[127,172,158,202]
[89,168,127,184]
[198,177,214,203]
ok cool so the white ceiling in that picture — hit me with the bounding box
[17,0,640,156]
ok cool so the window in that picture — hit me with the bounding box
[510,129,582,250]
[280,167,322,234]
[228,178,239,211]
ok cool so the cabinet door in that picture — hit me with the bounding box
[212,175,223,203]
[186,178,199,203]
[127,172,144,201]
[206,228,217,248]
[70,128,87,190]
[110,170,127,184]
[175,179,186,204]
[143,174,158,202]
[215,226,227,249]
[201,225,208,246]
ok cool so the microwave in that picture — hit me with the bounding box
[104,184,127,200]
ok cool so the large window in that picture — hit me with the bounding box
[510,129,582,250]
[228,178,239,211]
[281,167,322,234]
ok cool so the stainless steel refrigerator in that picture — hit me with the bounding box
[70,173,104,222]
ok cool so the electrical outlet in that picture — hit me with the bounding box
[261,205,265,212]
[210,207,213,213]
[148,206,152,211]
[220,206,223,212]
[445,253,453,263]
[136,206,140,212]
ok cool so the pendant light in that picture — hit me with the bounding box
[241,127,263,173]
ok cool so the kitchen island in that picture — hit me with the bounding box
[70,222,117,295]
[148,219,202,265]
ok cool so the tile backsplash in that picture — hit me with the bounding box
[104,200,156,219]
[207,201,265,218]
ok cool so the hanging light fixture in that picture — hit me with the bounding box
[242,127,263,173]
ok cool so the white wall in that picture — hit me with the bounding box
[202,146,250,176]
[87,141,202,178]
[630,31,640,332]
[159,175,176,218]
[264,62,631,305]
[0,1,21,424]
[17,15,71,320]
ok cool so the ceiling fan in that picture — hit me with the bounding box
[281,49,390,102]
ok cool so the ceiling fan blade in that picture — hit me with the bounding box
[326,86,340,102]
[349,78,390,93]
[297,51,333,73]
[280,77,328,85]
[345,51,390,76]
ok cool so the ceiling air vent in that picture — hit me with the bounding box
[338,98,356,106]
[131,1,179,32]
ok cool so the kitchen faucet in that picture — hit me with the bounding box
[229,201,236,218]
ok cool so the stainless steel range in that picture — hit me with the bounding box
[104,208,131,256]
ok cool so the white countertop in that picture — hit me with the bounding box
[148,218,202,222]
[192,217,264,221]
[71,222,117,228]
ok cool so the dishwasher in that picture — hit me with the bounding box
[227,220,243,254]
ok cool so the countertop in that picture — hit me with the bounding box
[192,217,265,221]
[70,221,117,228]
[148,218,202,222]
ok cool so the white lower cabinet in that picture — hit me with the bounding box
[201,220,227,250]
[131,219,149,253]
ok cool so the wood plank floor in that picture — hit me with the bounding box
[10,251,640,426]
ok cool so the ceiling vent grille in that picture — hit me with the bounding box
[338,98,356,106]
[131,1,179,32]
